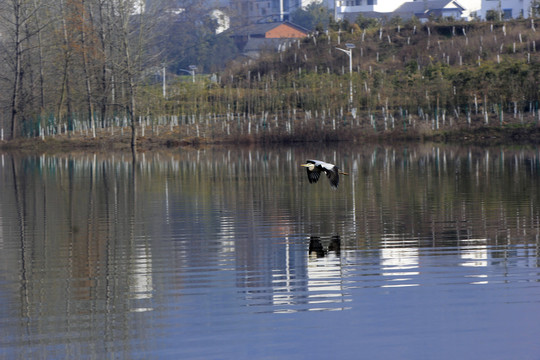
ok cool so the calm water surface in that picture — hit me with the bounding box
[1,144,540,359]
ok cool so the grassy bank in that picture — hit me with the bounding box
[2,114,540,153]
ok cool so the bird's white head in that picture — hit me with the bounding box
[300,163,315,171]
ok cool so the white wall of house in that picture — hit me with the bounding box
[224,0,534,23]
[478,0,534,19]
[248,0,323,22]
[456,0,482,19]
[335,0,481,20]
[300,0,323,6]
[336,0,409,14]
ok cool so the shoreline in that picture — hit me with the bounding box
[1,123,540,153]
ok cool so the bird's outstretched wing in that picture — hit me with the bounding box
[307,168,321,183]
[325,166,339,189]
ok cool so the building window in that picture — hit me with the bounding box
[367,0,376,5]
[503,9,512,19]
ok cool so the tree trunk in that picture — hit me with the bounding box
[57,0,73,132]
[118,0,138,152]
[10,0,23,139]
[32,0,45,113]
[80,0,95,136]
[97,0,109,127]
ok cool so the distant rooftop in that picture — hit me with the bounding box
[235,21,310,37]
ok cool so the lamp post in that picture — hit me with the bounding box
[188,65,197,83]
[179,65,197,83]
[336,43,355,106]
[162,64,166,97]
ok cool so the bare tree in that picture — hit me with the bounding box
[0,0,27,139]
[0,0,51,139]
[115,0,160,151]
[0,0,170,141]
[56,0,75,131]
[80,0,97,135]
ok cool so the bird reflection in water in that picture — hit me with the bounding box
[309,235,341,258]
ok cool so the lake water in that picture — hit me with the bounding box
[1,143,540,359]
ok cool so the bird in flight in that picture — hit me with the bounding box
[300,160,348,189]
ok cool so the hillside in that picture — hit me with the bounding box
[3,17,540,150]
[209,18,540,143]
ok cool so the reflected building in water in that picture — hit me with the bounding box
[129,245,154,312]
[460,239,490,285]
[380,236,420,288]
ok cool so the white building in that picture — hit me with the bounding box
[335,0,482,21]
[394,0,481,21]
[335,0,409,15]
[170,0,535,25]
[478,0,534,19]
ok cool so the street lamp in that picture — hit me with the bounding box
[179,65,197,83]
[336,43,355,74]
[336,43,355,105]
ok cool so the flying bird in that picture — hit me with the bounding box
[300,160,348,189]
